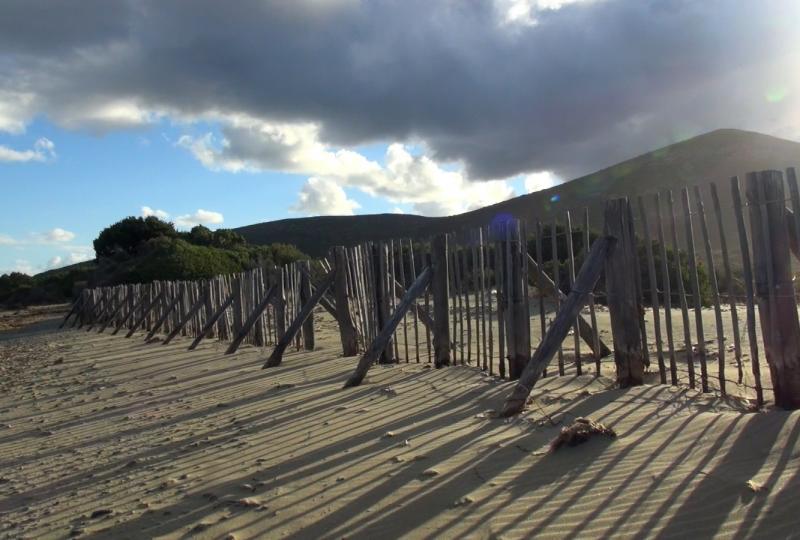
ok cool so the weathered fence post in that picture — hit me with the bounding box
[681,188,708,392]
[731,176,763,405]
[431,234,451,368]
[604,198,646,387]
[373,242,394,364]
[275,269,286,340]
[333,246,360,356]
[299,261,315,351]
[506,221,530,379]
[225,284,278,354]
[344,267,432,387]
[263,269,335,368]
[746,170,800,409]
[502,236,616,416]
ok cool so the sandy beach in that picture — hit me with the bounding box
[1,308,799,539]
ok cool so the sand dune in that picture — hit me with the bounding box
[1,312,798,539]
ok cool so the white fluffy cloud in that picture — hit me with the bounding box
[141,206,170,220]
[67,250,93,264]
[9,259,36,275]
[140,205,224,228]
[9,249,92,274]
[0,228,77,246]
[0,137,56,163]
[178,117,515,216]
[174,209,224,228]
[524,171,560,193]
[496,0,597,25]
[0,91,36,134]
[291,177,360,216]
[40,227,75,243]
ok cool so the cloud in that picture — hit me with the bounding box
[140,205,224,228]
[0,90,36,134]
[0,137,56,163]
[8,259,35,275]
[0,228,79,246]
[39,227,75,243]
[179,118,515,216]
[174,209,224,228]
[46,252,90,270]
[291,177,360,216]
[67,251,92,264]
[1,0,799,187]
[496,0,598,26]
[141,206,170,220]
[524,171,560,193]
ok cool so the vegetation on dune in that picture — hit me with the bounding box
[92,216,305,284]
[1,217,306,308]
[106,235,305,284]
[0,263,95,307]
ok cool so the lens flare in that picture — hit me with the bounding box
[766,85,789,103]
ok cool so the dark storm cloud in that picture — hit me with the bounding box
[1,0,798,179]
[0,0,132,55]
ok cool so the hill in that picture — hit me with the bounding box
[235,129,800,256]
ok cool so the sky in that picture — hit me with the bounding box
[1,0,799,274]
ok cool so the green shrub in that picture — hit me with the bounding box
[94,216,177,256]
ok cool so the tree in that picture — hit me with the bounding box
[0,272,34,301]
[93,216,177,257]
[187,225,214,246]
[211,229,246,248]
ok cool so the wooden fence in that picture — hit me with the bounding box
[63,167,800,410]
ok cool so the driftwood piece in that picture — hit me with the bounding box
[502,236,616,417]
[549,417,616,452]
[344,267,432,387]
